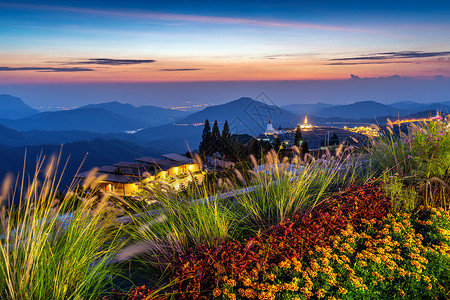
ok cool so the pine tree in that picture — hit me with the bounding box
[199,119,211,155]
[301,139,310,156]
[211,120,221,154]
[330,133,339,146]
[274,136,282,152]
[294,125,303,147]
[221,120,232,157]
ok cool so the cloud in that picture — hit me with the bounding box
[330,51,450,62]
[69,58,156,65]
[159,68,202,71]
[0,67,94,72]
[349,74,405,80]
[328,61,414,65]
[0,3,375,34]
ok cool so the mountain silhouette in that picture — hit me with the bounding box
[317,101,408,119]
[177,97,300,135]
[283,102,336,115]
[81,101,188,127]
[0,108,147,133]
[0,94,39,119]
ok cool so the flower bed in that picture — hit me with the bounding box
[216,207,450,299]
[172,183,390,299]
[111,183,449,300]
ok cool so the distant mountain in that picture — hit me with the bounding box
[81,101,188,127]
[0,108,147,133]
[0,138,164,189]
[283,102,336,115]
[388,101,450,115]
[317,101,408,120]
[135,124,203,150]
[0,124,28,147]
[0,94,39,119]
[177,97,301,135]
[21,130,106,146]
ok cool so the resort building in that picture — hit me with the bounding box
[75,153,205,196]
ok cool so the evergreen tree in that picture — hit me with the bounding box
[211,120,221,154]
[294,125,303,147]
[220,120,232,157]
[330,133,339,146]
[274,136,282,152]
[249,138,261,158]
[221,120,231,141]
[301,139,310,156]
[264,141,273,153]
[199,119,211,155]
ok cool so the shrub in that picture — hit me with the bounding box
[214,207,450,299]
[171,183,390,298]
[0,159,125,300]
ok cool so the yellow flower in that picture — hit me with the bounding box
[228,292,236,300]
[427,284,433,290]
[213,288,222,297]
[265,273,275,281]
[316,288,326,298]
[227,279,237,287]
[399,289,405,297]
[338,287,348,295]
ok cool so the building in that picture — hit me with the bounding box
[75,153,205,196]
[300,115,313,131]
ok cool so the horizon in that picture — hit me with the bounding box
[1,0,450,107]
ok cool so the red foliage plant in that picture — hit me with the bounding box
[172,183,390,299]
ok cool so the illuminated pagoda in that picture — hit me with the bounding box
[264,118,278,135]
[300,115,313,131]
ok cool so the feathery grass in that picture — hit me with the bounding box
[0,155,125,300]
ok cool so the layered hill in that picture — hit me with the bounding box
[0,94,39,119]
[0,108,147,133]
[81,101,188,127]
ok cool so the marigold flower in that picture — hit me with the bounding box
[213,288,222,297]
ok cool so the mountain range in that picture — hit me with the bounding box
[0,94,449,183]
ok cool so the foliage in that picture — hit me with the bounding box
[211,120,221,153]
[0,158,125,300]
[214,207,450,300]
[117,181,237,268]
[171,183,390,298]
[199,119,212,156]
[409,116,450,179]
[234,150,361,234]
[294,125,302,147]
[382,172,419,213]
[301,139,309,156]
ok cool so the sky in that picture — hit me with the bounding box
[1,0,450,107]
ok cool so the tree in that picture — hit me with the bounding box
[211,120,221,154]
[330,133,339,146]
[274,136,282,152]
[301,139,310,156]
[294,125,303,147]
[199,119,211,155]
[249,138,262,158]
[221,120,232,157]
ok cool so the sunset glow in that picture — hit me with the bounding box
[2,1,450,84]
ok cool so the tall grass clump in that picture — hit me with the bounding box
[0,155,125,300]
[368,115,450,210]
[234,148,362,233]
[117,178,236,268]
[366,124,413,177]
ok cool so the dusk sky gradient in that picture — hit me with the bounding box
[1,0,450,107]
